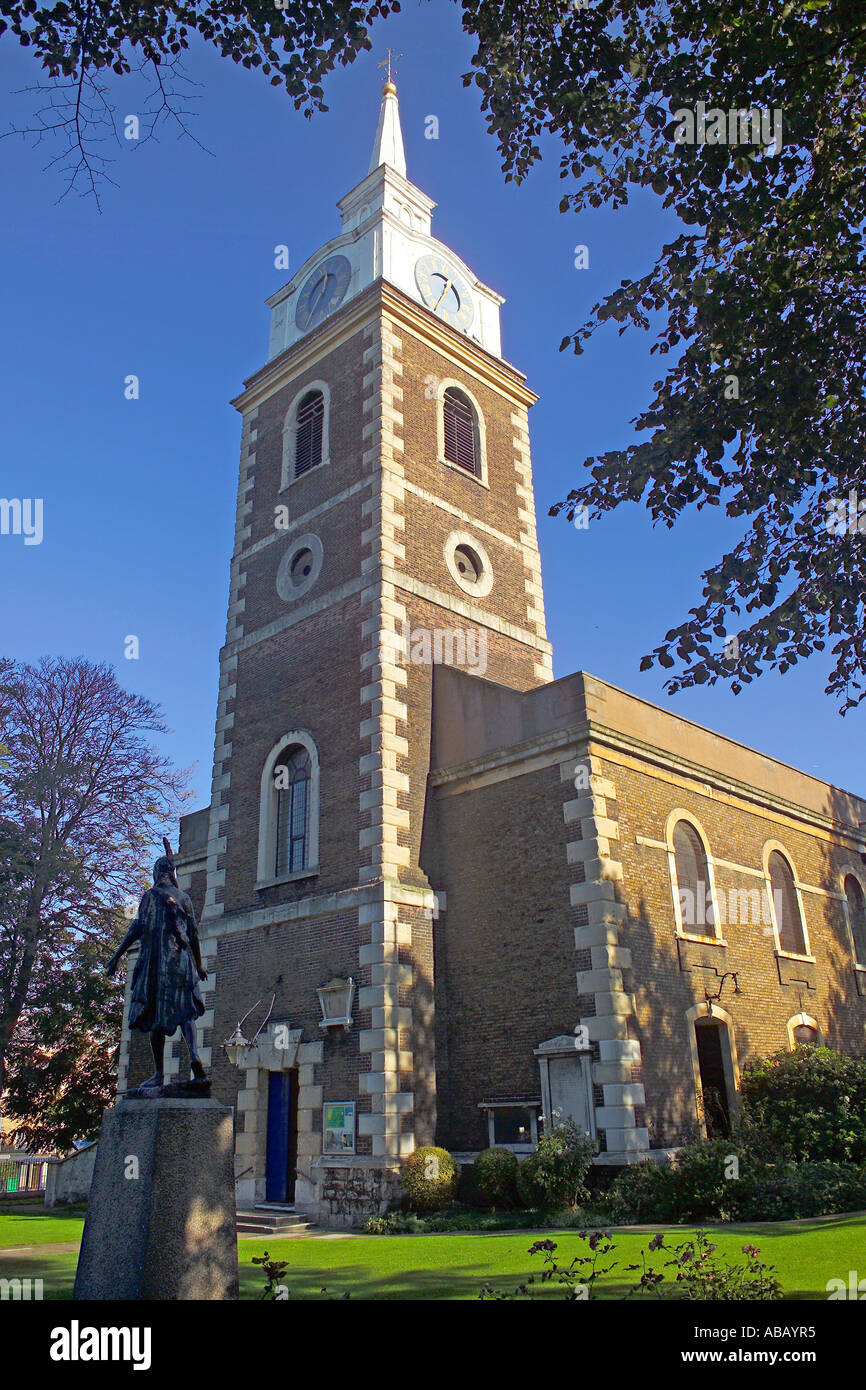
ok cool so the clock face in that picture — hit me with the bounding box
[295,255,352,332]
[415,254,474,332]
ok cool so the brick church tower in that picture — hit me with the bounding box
[140,81,554,1216]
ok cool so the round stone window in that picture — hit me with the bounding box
[454,544,482,585]
[290,548,314,587]
[444,530,494,598]
[276,533,324,602]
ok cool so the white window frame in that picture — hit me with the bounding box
[281,379,331,489]
[256,730,320,889]
[665,809,725,944]
[762,840,813,962]
[478,1101,541,1153]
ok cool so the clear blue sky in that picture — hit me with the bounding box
[1,1,861,815]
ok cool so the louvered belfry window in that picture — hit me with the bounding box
[295,389,325,477]
[443,387,479,475]
[275,746,311,875]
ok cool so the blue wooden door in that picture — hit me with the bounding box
[266,1072,293,1203]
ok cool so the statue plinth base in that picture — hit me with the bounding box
[123,1078,212,1099]
[73,1097,238,1301]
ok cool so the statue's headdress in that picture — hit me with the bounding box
[153,836,177,884]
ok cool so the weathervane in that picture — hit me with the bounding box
[377,48,403,85]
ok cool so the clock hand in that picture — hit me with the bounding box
[312,273,330,312]
[309,273,330,321]
[433,278,452,313]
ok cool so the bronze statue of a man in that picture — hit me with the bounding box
[106,839,208,1093]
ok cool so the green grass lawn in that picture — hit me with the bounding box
[0,1206,87,1248]
[1,1208,863,1300]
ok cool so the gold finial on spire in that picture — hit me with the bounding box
[377,48,402,94]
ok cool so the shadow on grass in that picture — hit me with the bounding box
[0,1248,77,1301]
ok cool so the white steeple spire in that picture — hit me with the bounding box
[368,79,406,179]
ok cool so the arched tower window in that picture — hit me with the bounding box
[672,819,713,935]
[281,381,331,489]
[844,874,866,966]
[295,389,325,477]
[274,746,311,875]
[768,850,808,956]
[256,732,320,887]
[443,387,480,476]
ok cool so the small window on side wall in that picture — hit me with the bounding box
[768,851,808,956]
[443,387,480,476]
[792,1023,818,1047]
[844,874,866,966]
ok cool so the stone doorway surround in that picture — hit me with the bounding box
[228,1023,323,1211]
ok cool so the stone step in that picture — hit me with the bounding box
[235,1207,315,1234]
[236,1219,316,1234]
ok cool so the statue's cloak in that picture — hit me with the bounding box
[128,883,205,1034]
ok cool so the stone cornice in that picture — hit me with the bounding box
[230,279,536,417]
[430,716,866,848]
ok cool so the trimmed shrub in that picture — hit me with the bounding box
[473,1147,519,1208]
[401,1145,459,1212]
[515,1152,545,1209]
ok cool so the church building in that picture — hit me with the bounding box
[118,82,866,1226]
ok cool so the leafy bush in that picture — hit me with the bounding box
[740,1046,866,1164]
[606,1146,866,1225]
[605,1142,743,1224]
[736,1161,866,1221]
[473,1147,519,1208]
[401,1145,459,1212]
[604,1160,677,1224]
[363,1206,544,1235]
[664,1138,744,1222]
[515,1119,594,1211]
[515,1153,544,1208]
[364,1211,428,1234]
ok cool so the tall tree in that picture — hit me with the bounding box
[0,656,186,1103]
[460,0,866,710]
[0,0,398,203]
[2,934,123,1152]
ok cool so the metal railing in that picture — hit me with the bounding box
[0,1153,57,1196]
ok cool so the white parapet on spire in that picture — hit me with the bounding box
[369,81,406,178]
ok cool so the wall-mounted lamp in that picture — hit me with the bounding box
[704,971,741,1016]
[317,977,355,1032]
[222,1022,250,1067]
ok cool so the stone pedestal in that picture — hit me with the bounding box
[74,1098,238,1300]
